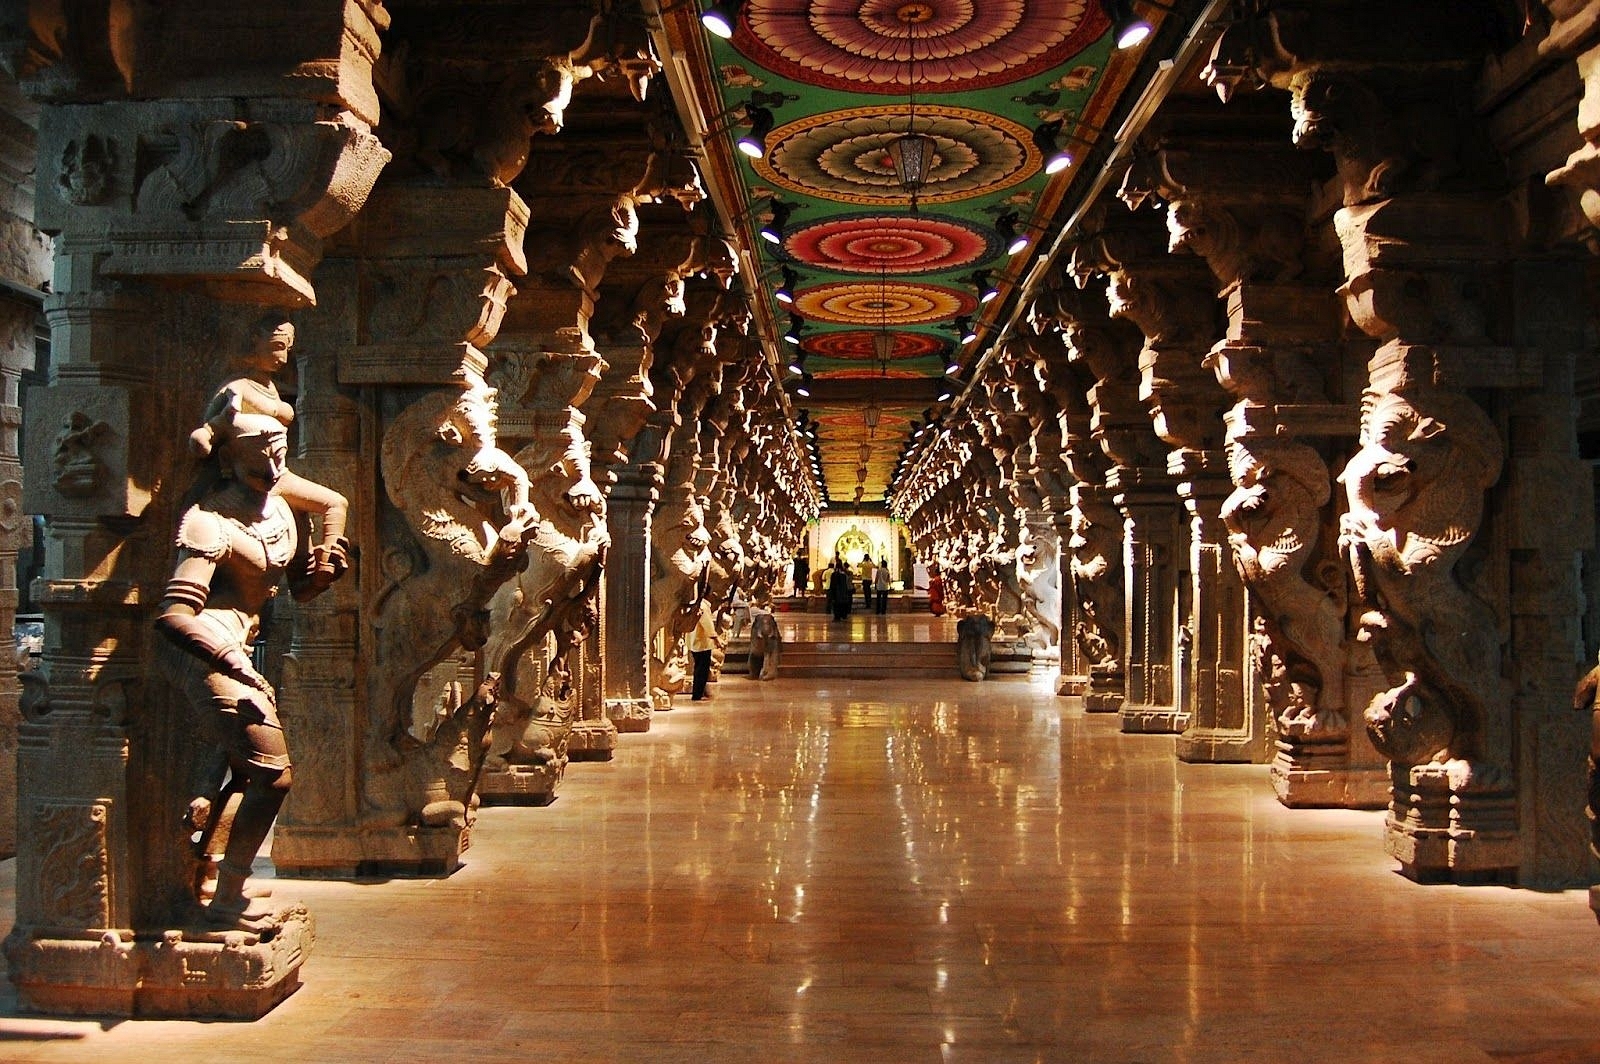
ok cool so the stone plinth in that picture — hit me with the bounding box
[271,825,469,880]
[479,762,562,805]
[5,907,313,1019]
[568,719,618,760]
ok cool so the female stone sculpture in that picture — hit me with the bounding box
[155,407,347,927]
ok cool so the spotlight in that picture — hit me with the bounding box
[784,314,806,345]
[972,270,998,304]
[1032,121,1073,175]
[786,349,805,375]
[955,316,978,344]
[774,265,799,304]
[936,378,955,402]
[1101,0,1153,50]
[996,211,1030,255]
[760,200,794,244]
[795,371,813,398]
[737,104,774,159]
[945,355,962,375]
[701,1,740,39]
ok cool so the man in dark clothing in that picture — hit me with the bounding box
[792,554,809,598]
[828,561,852,621]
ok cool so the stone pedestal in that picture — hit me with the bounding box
[6,907,314,1019]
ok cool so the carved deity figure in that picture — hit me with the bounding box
[481,380,610,777]
[190,315,349,584]
[1016,525,1062,654]
[154,409,348,928]
[649,484,711,702]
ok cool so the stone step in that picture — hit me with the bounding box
[721,637,1032,679]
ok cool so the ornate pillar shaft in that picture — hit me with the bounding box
[3,0,387,1016]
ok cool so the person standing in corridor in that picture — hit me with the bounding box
[873,556,890,615]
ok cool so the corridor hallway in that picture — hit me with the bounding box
[2,668,1598,1062]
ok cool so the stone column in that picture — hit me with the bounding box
[0,298,35,859]
[1,0,386,1016]
[1211,1,1593,882]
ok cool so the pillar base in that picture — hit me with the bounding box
[4,905,313,1019]
[568,719,617,761]
[271,822,469,879]
[1084,665,1124,712]
[1120,704,1188,734]
[1057,672,1087,696]
[478,760,563,805]
[1175,727,1257,763]
[1385,766,1519,884]
[606,698,652,733]
[1270,745,1389,809]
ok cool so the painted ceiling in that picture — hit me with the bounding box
[660,1,1149,509]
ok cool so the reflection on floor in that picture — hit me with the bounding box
[2,660,1599,1062]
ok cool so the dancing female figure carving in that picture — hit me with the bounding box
[155,407,348,928]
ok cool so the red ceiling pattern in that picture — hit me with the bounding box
[802,329,949,361]
[794,280,977,325]
[784,213,997,274]
[736,0,1106,95]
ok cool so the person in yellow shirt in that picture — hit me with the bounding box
[689,598,718,701]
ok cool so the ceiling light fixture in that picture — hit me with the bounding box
[1032,120,1074,174]
[1100,0,1169,50]
[996,211,1032,255]
[954,317,978,345]
[760,199,794,244]
[786,349,805,375]
[700,0,742,39]
[970,270,998,304]
[871,265,894,376]
[784,314,806,345]
[885,8,935,213]
[773,265,800,304]
[864,396,882,437]
[794,371,813,398]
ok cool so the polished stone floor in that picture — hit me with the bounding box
[2,635,1599,1062]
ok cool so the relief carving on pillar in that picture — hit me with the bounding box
[366,371,532,824]
[480,342,610,792]
[1339,379,1505,784]
[50,411,112,498]
[1223,435,1346,739]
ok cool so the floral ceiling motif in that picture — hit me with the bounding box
[681,0,1122,504]
[803,329,950,361]
[794,281,977,325]
[736,0,1106,96]
[784,213,997,274]
[755,105,1038,206]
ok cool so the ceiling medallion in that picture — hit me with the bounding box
[755,105,1038,206]
[736,0,1108,96]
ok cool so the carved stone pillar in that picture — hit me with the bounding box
[2,0,387,1016]
[600,455,658,731]
[1073,215,1227,736]
[1208,2,1593,882]
[0,298,32,859]
[274,182,531,878]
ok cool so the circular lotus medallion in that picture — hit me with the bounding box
[793,280,977,325]
[785,213,998,274]
[735,1,1107,96]
[803,329,948,361]
[754,105,1038,206]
